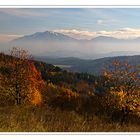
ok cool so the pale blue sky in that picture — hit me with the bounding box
[1,8,140,40]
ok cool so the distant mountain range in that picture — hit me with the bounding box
[3,30,140,75]
[8,30,140,59]
[36,55,140,75]
[12,31,140,43]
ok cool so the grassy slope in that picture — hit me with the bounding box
[0,106,140,132]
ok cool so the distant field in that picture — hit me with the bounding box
[54,64,71,68]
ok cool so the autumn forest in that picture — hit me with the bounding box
[0,47,140,132]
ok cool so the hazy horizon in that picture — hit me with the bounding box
[1,8,140,59]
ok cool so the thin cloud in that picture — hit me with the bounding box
[53,29,97,39]
[0,9,50,18]
[53,28,140,39]
[0,34,23,42]
[97,19,119,25]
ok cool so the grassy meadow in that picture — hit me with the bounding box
[0,105,140,132]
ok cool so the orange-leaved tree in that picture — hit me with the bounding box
[0,47,46,106]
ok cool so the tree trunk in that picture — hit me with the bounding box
[15,82,21,105]
[120,108,129,125]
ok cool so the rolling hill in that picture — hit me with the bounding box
[36,55,140,75]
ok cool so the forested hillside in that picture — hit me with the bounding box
[1,48,140,132]
[39,55,140,75]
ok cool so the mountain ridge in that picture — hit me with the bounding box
[36,55,140,75]
[12,31,78,43]
[12,30,140,42]
[8,30,140,59]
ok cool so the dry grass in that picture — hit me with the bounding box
[0,105,140,132]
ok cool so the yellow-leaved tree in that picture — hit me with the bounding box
[103,59,140,123]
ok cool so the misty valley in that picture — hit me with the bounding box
[1,34,140,131]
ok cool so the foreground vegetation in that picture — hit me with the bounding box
[1,47,140,132]
[1,105,140,132]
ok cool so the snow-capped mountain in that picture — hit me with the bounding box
[12,31,78,43]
